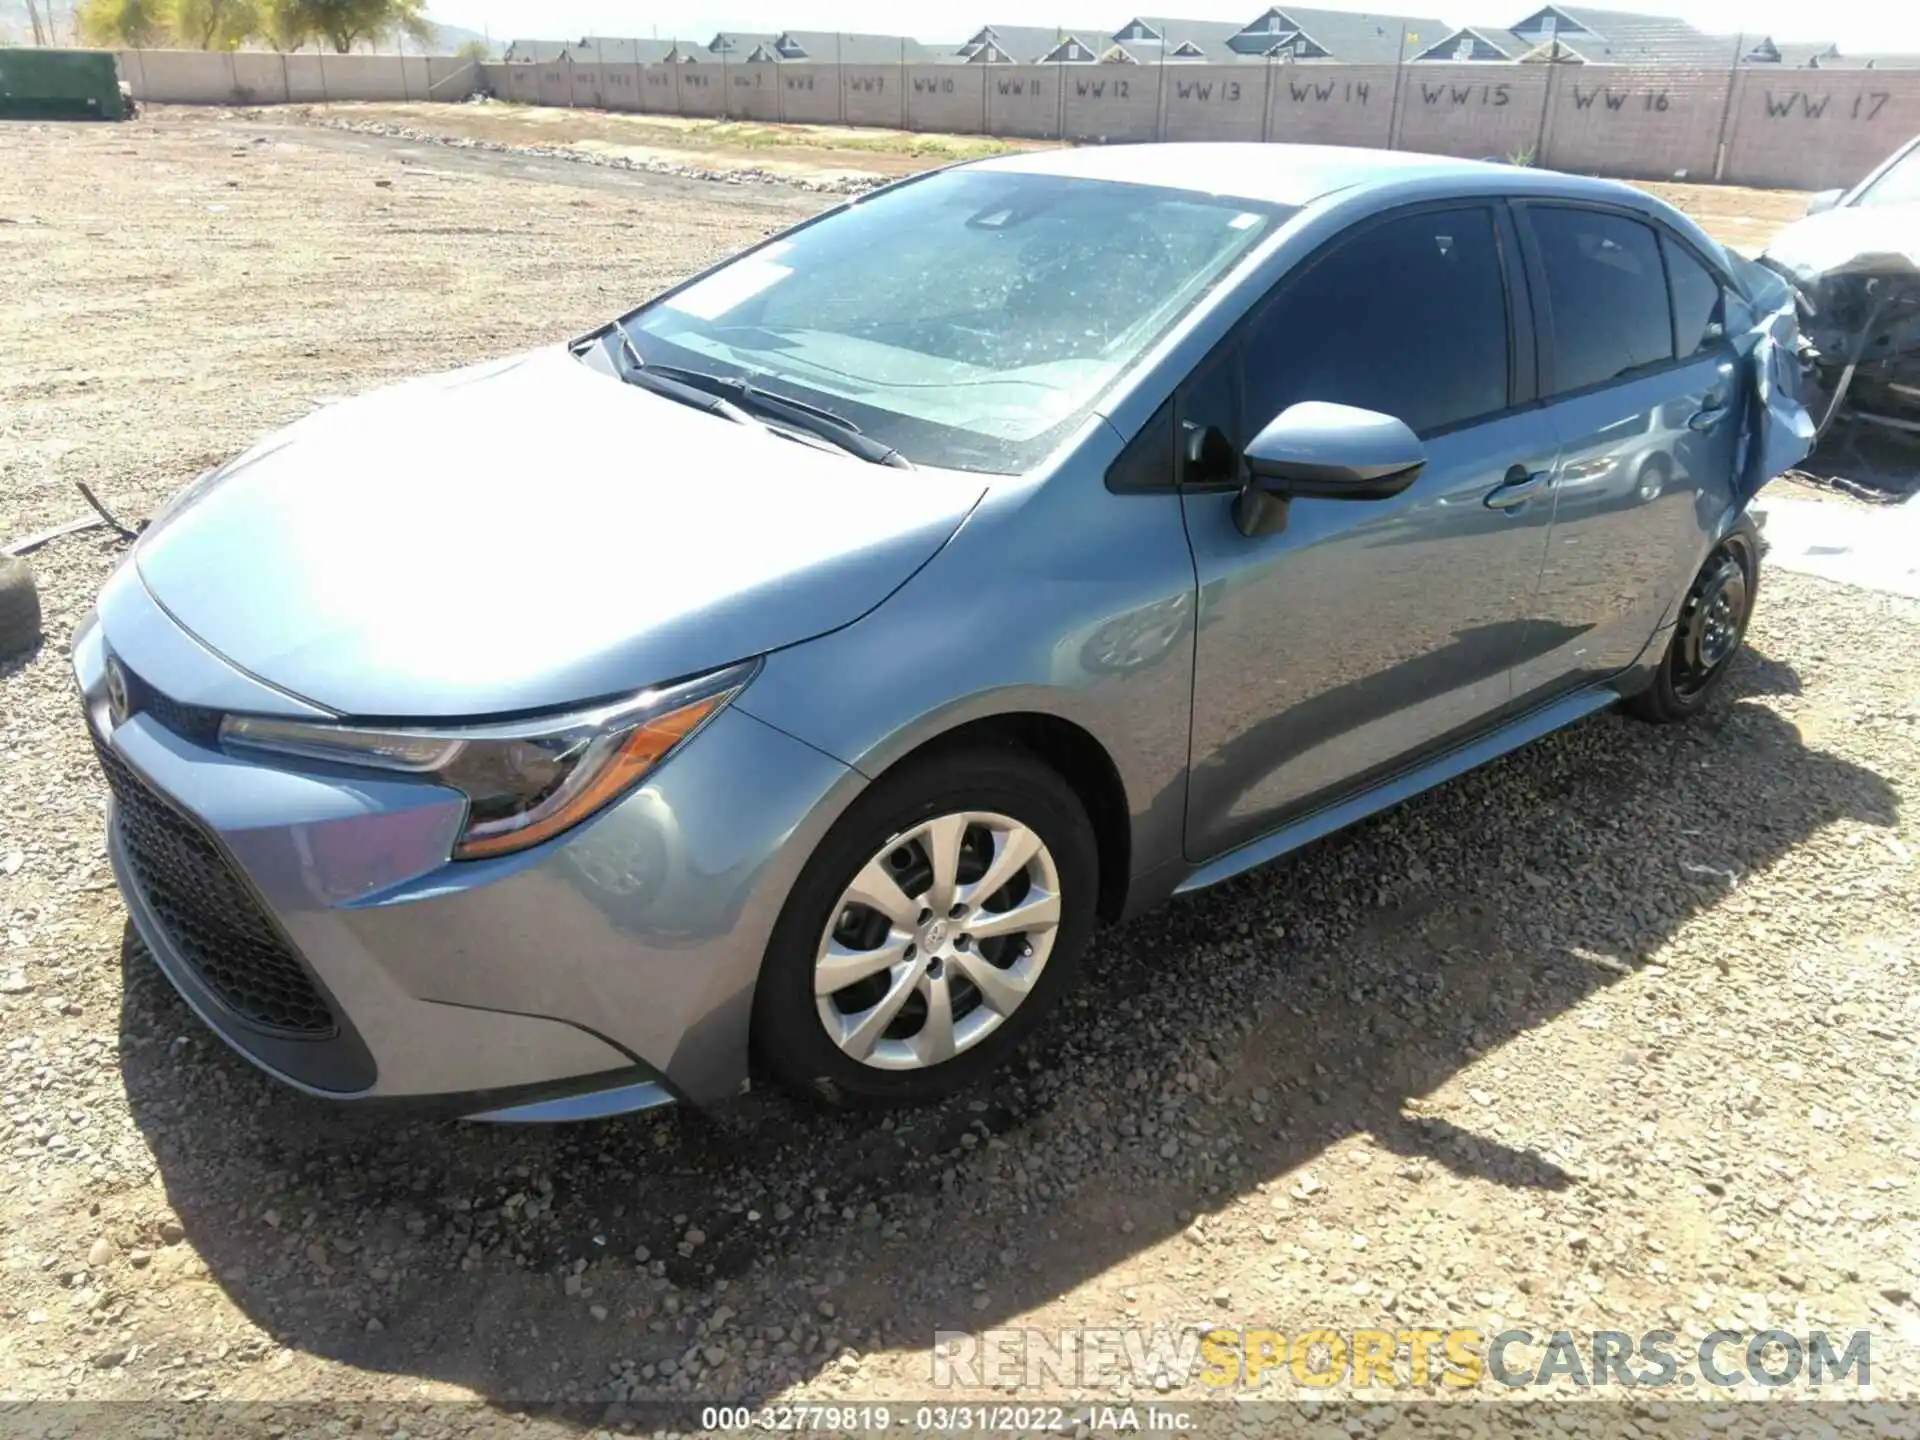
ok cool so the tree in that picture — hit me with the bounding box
[167,0,259,48]
[256,0,314,49]
[283,0,432,54]
[76,0,168,46]
[454,38,491,61]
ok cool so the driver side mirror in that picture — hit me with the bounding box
[1804,188,1845,216]
[1233,402,1426,536]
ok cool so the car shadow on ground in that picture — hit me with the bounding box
[117,642,1895,1406]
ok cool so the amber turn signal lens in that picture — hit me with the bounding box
[451,694,726,860]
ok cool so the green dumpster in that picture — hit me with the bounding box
[0,49,130,121]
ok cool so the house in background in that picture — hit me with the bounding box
[1411,5,1731,65]
[954,9,1445,65]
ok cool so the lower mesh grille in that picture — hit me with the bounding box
[93,732,337,1038]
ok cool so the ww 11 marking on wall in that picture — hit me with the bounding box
[1763,90,1890,120]
[1419,81,1512,107]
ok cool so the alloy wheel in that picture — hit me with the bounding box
[813,811,1061,1071]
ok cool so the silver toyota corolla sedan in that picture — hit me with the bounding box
[77,144,1811,1121]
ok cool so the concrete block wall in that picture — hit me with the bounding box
[105,48,1920,193]
[1720,69,1920,189]
[1267,66,1395,147]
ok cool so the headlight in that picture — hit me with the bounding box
[219,662,755,860]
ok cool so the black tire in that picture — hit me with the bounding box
[752,745,1098,1108]
[1624,519,1760,724]
[0,556,42,663]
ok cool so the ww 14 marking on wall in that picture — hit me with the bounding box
[1763,90,1890,120]
[1282,79,1370,105]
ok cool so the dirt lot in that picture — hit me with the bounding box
[4,108,1920,1431]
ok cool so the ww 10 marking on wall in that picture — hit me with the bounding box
[1763,91,1891,120]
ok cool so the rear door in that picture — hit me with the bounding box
[1179,202,1564,862]
[1512,203,1744,704]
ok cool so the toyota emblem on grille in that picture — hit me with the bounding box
[104,656,131,731]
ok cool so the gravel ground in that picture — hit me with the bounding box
[4,108,1920,1433]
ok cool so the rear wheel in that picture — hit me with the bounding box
[1625,521,1759,724]
[753,746,1097,1107]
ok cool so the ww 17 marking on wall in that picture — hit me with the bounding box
[1763,90,1890,120]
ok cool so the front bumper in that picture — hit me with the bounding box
[76,568,863,1118]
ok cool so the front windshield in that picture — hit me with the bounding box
[624,169,1291,473]
[1857,143,1920,208]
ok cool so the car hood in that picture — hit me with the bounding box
[1761,201,1920,284]
[135,347,986,718]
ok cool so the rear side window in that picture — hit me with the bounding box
[1530,207,1674,394]
[1238,207,1510,438]
[1663,235,1726,357]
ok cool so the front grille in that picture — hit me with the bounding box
[93,732,337,1038]
[122,666,223,746]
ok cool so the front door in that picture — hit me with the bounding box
[1181,203,1562,862]
[1509,205,1747,703]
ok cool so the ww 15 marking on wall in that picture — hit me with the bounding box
[1763,90,1890,120]
[1419,82,1511,107]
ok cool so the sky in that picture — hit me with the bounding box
[430,0,1920,54]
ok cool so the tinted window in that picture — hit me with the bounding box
[1531,208,1674,394]
[1663,235,1725,357]
[1239,207,1509,438]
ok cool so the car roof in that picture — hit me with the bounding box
[971,141,1634,209]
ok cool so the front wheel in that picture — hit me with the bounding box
[752,746,1098,1107]
[1625,521,1759,724]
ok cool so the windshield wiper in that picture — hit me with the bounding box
[592,323,754,426]
[644,363,913,469]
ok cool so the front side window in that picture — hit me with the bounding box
[1530,207,1674,394]
[626,171,1289,473]
[1238,206,1510,439]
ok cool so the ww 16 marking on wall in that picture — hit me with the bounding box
[1419,81,1511,107]
[1572,85,1670,112]
[1763,90,1890,120]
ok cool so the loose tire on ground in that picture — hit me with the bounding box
[1624,516,1761,724]
[753,744,1098,1108]
[0,557,42,663]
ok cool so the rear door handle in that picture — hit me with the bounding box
[1485,465,1550,511]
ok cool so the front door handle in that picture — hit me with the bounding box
[1485,465,1550,511]
[1689,404,1730,432]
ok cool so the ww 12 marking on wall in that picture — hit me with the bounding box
[1763,90,1890,120]
[1072,78,1132,99]
[1419,82,1511,107]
